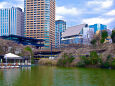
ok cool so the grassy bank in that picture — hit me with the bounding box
[38,44,115,69]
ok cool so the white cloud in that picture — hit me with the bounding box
[0,2,9,9]
[87,0,113,9]
[82,17,115,25]
[56,15,65,20]
[105,10,115,16]
[56,6,81,16]
[0,1,24,11]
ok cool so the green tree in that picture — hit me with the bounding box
[100,30,108,44]
[24,46,32,54]
[111,30,115,43]
[24,46,34,63]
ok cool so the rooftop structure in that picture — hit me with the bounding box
[62,24,87,38]
[0,35,44,48]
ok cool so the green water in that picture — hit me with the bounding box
[0,66,115,86]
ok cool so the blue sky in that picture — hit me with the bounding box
[0,0,115,29]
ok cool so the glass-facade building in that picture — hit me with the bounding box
[62,37,83,45]
[89,24,107,34]
[24,0,55,48]
[61,24,93,45]
[55,20,66,48]
[0,7,24,36]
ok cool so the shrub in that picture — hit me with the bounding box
[57,53,75,66]
[77,56,90,67]
[90,39,97,45]
[101,62,110,68]
[100,55,112,68]
[57,59,66,66]
[77,51,101,67]
[89,51,100,65]
[111,60,115,68]
[107,54,112,61]
[80,56,91,65]
[77,61,85,67]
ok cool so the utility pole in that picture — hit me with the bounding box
[51,41,52,57]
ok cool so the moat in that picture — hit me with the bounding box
[0,65,115,86]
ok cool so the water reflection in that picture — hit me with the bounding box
[14,66,54,86]
[0,69,20,86]
[52,67,115,86]
[0,66,115,86]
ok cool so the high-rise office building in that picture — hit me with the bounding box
[89,24,107,34]
[0,7,24,36]
[24,0,55,48]
[55,20,66,48]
